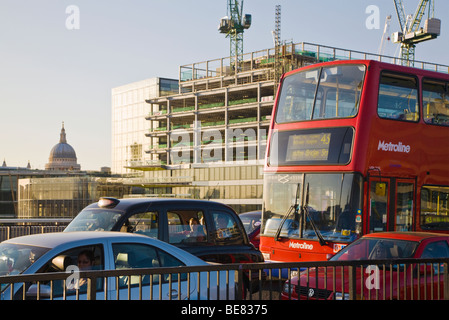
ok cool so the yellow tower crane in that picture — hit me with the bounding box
[392,0,441,66]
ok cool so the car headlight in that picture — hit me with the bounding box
[334,292,350,300]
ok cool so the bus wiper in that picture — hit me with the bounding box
[303,183,328,246]
[274,183,301,241]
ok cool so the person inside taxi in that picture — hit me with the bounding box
[215,215,232,239]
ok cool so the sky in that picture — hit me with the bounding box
[1,0,448,171]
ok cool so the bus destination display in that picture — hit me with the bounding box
[286,133,331,162]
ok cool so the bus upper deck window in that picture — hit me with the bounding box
[313,65,365,120]
[275,64,365,123]
[377,72,419,122]
[423,79,449,126]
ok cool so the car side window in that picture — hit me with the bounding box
[112,243,186,287]
[39,245,104,273]
[125,211,159,239]
[36,245,104,296]
[167,210,208,244]
[212,211,244,244]
[421,241,449,258]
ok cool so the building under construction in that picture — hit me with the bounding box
[121,41,448,213]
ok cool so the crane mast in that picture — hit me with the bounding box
[218,0,251,72]
[392,0,440,66]
[274,5,282,89]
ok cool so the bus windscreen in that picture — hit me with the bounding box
[262,173,363,243]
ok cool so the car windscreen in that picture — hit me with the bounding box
[330,238,419,261]
[64,209,123,232]
[239,214,261,234]
[0,243,50,290]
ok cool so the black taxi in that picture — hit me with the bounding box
[64,197,263,265]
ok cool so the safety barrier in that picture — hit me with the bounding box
[0,219,70,242]
[0,258,448,300]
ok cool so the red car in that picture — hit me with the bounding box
[238,211,261,249]
[282,232,449,300]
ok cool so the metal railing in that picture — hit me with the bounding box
[0,219,70,242]
[179,41,449,86]
[1,258,448,300]
[0,264,240,301]
[254,259,449,301]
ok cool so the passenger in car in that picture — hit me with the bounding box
[215,215,232,239]
[77,250,95,288]
[187,218,207,241]
[78,250,94,271]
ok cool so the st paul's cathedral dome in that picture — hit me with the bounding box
[45,123,81,171]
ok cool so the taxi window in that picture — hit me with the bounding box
[167,210,208,244]
[127,211,159,239]
[212,211,244,244]
[64,209,122,232]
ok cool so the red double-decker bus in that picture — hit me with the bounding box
[261,59,449,263]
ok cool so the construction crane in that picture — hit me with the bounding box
[378,15,392,55]
[392,0,441,66]
[218,0,251,72]
[273,5,282,88]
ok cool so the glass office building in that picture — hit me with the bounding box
[124,163,263,213]
[112,78,178,175]
[18,176,131,218]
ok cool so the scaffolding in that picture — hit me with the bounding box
[178,41,449,89]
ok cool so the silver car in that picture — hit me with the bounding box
[0,232,236,300]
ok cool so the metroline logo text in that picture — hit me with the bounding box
[377,140,411,153]
[289,241,314,250]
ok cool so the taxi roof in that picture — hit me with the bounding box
[86,197,235,212]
